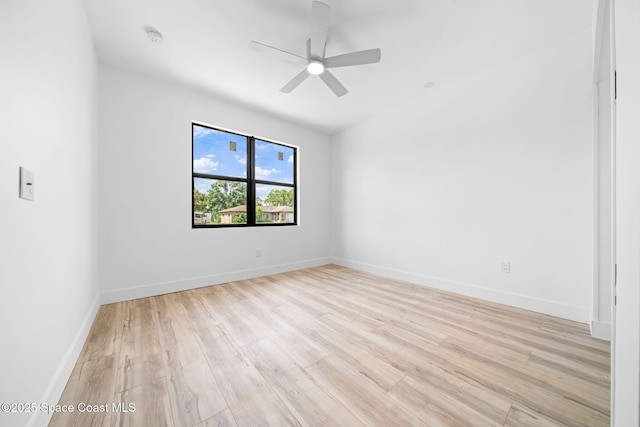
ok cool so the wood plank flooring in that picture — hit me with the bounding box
[50,265,610,426]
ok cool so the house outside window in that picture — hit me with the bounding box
[192,123,297,227]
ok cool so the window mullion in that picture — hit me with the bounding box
[247,137,256,225]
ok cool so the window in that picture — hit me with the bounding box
[192,123,297,227]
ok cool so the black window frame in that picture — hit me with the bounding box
[192,123,298,228]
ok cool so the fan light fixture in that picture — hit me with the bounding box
[250,1,382,97]
[307,60,325,75]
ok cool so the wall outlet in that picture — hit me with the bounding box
[256,249,261,258]
[500,261,510,274]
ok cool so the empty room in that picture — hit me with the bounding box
[1,0,639,426]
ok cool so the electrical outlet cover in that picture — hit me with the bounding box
[500,261,510,273]
[19,167,34,201]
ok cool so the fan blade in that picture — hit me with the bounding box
[310,1,330,59]
[280,69,310,93]
[319,70,348,97]
[250,41,308,65]
[325,48,381,68]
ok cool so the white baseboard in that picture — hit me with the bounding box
[100,257,332,304]
[331,257,590,323]
[590,320,612,341]
[28,292,101,427]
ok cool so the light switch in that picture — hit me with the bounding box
[19,167,34,201]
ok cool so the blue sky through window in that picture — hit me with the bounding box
[193,125,295,197]
[193,125,247,178]
[255,139,294,184]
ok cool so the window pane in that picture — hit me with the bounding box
[256,184,295,224]
[194,177,247,225]
[193,125,247,178]
[255,139,294,184]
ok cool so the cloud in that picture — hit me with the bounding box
[235,154,247,165]
[255,166,281,180]
[193,157,219,173]
[256,184,271,200]
[195,181,210,193]
[193,126,218,138]
[206,154,215,158]
[288,155,294,164]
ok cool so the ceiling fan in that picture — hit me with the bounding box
[250,1,381,97]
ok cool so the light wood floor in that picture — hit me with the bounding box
[51,265,610,426]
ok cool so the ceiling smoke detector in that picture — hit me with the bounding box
[146,29,163,44]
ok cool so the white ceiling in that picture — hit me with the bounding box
[84,0,593,135]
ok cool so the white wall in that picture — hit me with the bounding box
[98,64,331,302]
[331,31,594,322]
[613,0,640,423]
[0,1,100,426]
